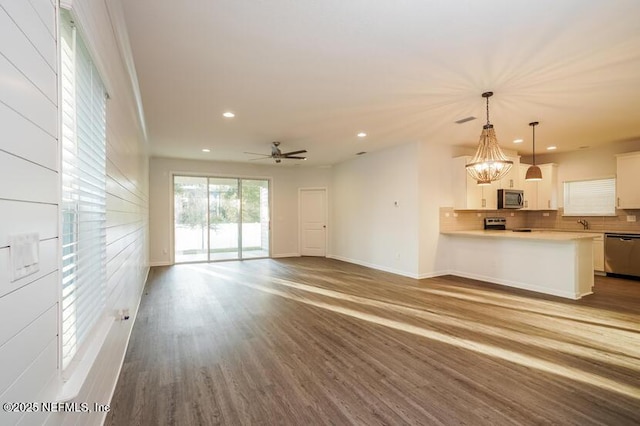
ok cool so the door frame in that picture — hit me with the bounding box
[298,187,329,257]
[171,171,273,264]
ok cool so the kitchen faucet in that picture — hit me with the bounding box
[577,219,589,230]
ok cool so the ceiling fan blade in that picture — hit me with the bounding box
[284,156,307,159]
[248,156,271,161]
[244,151,270,156]
[281,149,307,156]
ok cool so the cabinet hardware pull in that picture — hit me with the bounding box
[548,200,551,208]
[482,198,486,208]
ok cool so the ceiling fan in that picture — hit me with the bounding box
[245,141,307,163]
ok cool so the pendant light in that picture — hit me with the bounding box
[465,92,513,185]
[525,121,543,181]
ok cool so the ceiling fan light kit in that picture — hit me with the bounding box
[245,141,308,164]
[465,91,513,185]
[525,121,543,181]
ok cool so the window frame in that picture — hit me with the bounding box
[562,177,617,217]
[59,8,108,374]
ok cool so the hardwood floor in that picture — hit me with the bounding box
[105,258,640,425]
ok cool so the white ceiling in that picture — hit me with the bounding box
[121,0,640,166]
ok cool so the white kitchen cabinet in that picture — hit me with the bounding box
[498,157,519,190]
[537,164,558,210]
[452,156,487,209]
[616,152,640,209]
[452,156,519,210]
[518,163,557,210]
[592,234,604,273]
[518,164,536,210]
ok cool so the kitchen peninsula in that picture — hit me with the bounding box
[443,230,597,299]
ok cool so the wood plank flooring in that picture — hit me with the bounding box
[105,258,640,425]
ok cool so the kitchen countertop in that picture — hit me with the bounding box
[442,230,599,241]
[532,228,640,235]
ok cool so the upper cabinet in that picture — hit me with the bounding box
[452,155,520,210]
[616,152,640,209]
[518,163,558,210]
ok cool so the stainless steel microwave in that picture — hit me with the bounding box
[497,189,524,209]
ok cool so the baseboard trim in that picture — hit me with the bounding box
[329,255,420,279]
[272,253,301,258]
[416,270,450,279]
[103,268,148,424]
[149,260,172,267]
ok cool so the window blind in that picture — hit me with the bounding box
[60,10,107,369]
[563,178,616,216]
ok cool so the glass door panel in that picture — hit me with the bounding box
[174,176,208,263]
[241,179,270,259]
[209,178,240,261]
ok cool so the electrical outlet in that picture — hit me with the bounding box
[627,215,637,222]
[510,212,514,217]
[445,212,450,217]
[542,212,550,217]
[453,212,458,217]
[477,213,482,217]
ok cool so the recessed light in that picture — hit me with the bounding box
[357,132,367,138]
[546,146,557,151]
[202,148,210,153]
[513,138,523,144]
[222,112,235,118]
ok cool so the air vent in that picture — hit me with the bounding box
[455,116,476,124]
[356,151,367,155]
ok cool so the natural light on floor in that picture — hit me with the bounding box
[187,264,640,401]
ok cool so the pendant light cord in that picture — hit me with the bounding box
[529,121,539,166]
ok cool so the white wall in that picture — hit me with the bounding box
[149,157,332,264]
[0,0,62,424]
[330,143,421,277]
[0,0,149,424]
[418,141,453,277]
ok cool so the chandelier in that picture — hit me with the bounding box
[465,92,513,185]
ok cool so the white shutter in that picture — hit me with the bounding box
[60,10,107,370]
[563,178,616,216]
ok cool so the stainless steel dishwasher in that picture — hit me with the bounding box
[605,233,640,278]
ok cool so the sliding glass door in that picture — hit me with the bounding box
[208,178,239,261]
[174,176,270,263]
[174,176,208,263]
[241,179,270,259]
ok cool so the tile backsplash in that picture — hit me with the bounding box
[526,208,640,233]
[440,207,640,233]
[439,207,527,232]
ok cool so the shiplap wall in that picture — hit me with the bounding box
[53,0,149,425]
[0,0,61,424]
[0,0,149,424]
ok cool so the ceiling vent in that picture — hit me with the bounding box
[455,116,476,124]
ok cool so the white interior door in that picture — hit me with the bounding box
[300,188,327,256]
